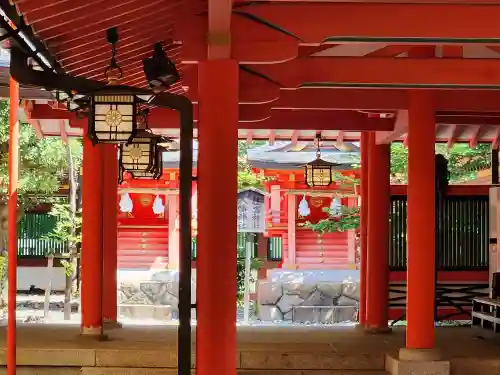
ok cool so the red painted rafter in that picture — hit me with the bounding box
[336,131,345,147]
[21,100,44,139]
[447,124,460,149]
[269,130,276,145]
[493,128,500,150]
[59,120,68,144]
[13,0,192,91]
[54,13,176,57]
[246,130,253,145]
[298,45,337,57]
[375,110,408,145]
[469,126,481,149]
[365,45,412,57]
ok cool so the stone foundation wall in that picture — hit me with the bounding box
[118,269,359,323]
[118,270,194,320]
[258,270,360,323]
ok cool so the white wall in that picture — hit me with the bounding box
[17,266,66,291]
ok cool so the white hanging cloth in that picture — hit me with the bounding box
[330,197,342,217]
[119,193,134,213]
[152,195,165,215]
[298,194,310,217]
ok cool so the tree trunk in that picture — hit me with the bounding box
[64,142,77,320]
[43,254,54,319]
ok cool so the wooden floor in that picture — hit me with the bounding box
[0,324,498,374]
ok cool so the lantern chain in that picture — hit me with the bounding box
[104,27,123,84]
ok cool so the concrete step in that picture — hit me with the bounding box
[0,368,389,375]
[81,369,388,375]
[0,368,80,375]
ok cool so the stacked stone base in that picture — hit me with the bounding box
[118,269,195,321]
[258,269,360,323]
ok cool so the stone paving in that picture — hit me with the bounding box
[0,324,496,374]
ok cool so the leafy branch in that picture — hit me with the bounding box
[302,206,360,234]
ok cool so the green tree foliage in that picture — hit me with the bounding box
[305,206,360,234]
[308,142,492,235]
[43,203,81,248]
[237,141,266,189]
[42,203,81,277]
[0,100,82,201]
[390,142,491,184]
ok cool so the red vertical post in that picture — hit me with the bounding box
[7,77,19,375]
[359,132,369,326]
[197,59,238,375]
[406,91,436,349]
[81,134,104,335]
[366,132,390,332]
[102,144,119,325]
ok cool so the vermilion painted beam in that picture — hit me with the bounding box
[253,88,500,111]
[186,73,500,108]
[30,102,500,129]
[237,3,500,43]
[233,110,394,131]
[183,65,280,103]
[181,14,299,63]
[207,0,233,59]
[251,57,500,87]
[67,110,393,131]
[29,103,271,123]
[436,115,500,125]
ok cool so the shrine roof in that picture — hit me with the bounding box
[5,0,500,148]
[162,141,359,170]
[247,141,359,170]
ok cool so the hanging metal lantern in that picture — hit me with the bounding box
[118,135,169,183]
[305,157,337,187]
[87,28,150,145]
[88,89,139,144]
[304,135,339,187]
[119,129,156,173]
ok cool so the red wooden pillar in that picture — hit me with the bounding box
[197,59,238,375]
[406,91,436,349]
[359,132,369,326]
[102,144,119,325]
[81,134,104,335]
[366,132,390,332]
[7,77,19,375]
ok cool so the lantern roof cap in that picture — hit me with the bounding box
[247,141,359,170]
[304,155,341,167]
